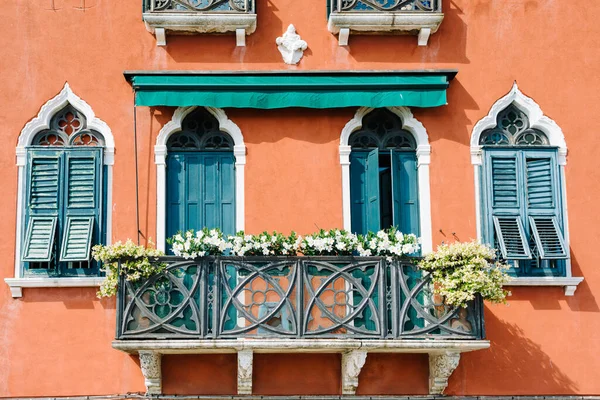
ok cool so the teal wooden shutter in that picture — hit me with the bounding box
[366,149,380,232]
[218,153,236,237]
[350,149,380,234]
[525,152,568,259]
[166,152,235,240]
[22,151,61,262]
[487,152,531,259]
[391,150,420,235]
[59,149,102,262]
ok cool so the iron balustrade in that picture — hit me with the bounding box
[144,0,255,13]
[116,256,484,340]
[330,0,441,13]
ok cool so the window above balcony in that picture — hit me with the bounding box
[327,0,444,46]
[142,0,257,46]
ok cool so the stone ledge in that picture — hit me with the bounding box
[327,12,444,46]
[143,12,257,45]
[4,277,105,298]
[506,276,584,296]
[11,395,600,400]
[112,338,490,354]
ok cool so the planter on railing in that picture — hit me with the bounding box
[116,256,484,340]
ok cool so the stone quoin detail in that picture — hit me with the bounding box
[276,24,307,65]
[139,351,162,395]
[341,350,368,395]
[237,350,254,395]
[429,352,461,394]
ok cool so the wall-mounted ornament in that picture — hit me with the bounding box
[276,24,307,65]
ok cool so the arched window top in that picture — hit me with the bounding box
[349,108,416,150]
[31,104,105,147]
[167,107,233,151]
[480,104,549,146]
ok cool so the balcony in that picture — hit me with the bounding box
[112,256,489,395]
[142,0,257,46]
[327,0,444,46]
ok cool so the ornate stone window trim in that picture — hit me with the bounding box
[6,83,115,298]
[470,83,582,296]
[155,106,246,252]
[339,106,433,253]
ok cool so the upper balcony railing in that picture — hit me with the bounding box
[142,0,257,46]
[330,0,441,13]
[116,256,484,340]
[144,0,255,14]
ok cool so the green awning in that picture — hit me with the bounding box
[124,70,457,109]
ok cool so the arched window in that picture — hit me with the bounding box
[22,105,106,276]
[478,102,567,277]
[348,108,420,236]
[165,108,236,250]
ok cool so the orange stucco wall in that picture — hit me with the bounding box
[1,0,600,397]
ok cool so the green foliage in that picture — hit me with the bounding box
[92,240,164,298]
[418,241,511,307]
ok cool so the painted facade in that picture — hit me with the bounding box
[1,0,600,397]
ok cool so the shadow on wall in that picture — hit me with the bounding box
[448,309,578,395]
[161,0,284,64]
[19,287,115,310]
[348,0,469,64]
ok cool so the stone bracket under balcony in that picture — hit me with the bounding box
[143,12,257,46]
[112,338,490,395]
[327,13,444,46]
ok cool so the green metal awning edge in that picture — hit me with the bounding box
[124,70,458,109]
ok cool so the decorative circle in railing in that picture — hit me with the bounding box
[167,108,234,151]
[31,105,105,147]
[480,104,549,146]
[349,108,416,151]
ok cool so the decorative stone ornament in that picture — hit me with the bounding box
[139,351,162,395]
[276,24,307,65]
[237,350,254,395]
[429,352,461,394]
[341,350,368,395]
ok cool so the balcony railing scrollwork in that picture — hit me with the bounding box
[334,0,441,13]
[116,256,484,340]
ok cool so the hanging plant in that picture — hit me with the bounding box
[92,240,165,298]
[418,241,511,307]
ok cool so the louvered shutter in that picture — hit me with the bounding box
[22,151,61,262]
[391,150,419,236]
[525,153,568,259]
[487,152,531,259]
[59,149,102,262]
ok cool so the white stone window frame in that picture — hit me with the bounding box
[471,83,583,295]
[339,106,433,254]
[5,83,115,298]
[155,106,246,252]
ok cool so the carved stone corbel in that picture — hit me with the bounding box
[429,352,460,394]
[341,350,368,395]
[237,349,254,395]
[139,351,162,395]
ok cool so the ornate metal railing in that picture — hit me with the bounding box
[144,0,255,13]
[330,0,441,13]
[116,256,484,340]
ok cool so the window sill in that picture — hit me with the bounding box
[506,276,584,296]
[4,277,105,298]
[327,12,444,46]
